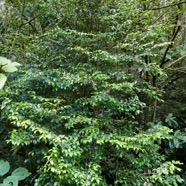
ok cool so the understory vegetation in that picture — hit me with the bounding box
[0,0,186,185]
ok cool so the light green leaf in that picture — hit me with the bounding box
[166,54,172,60]
[2,64,18,72]
[0,57,11,66]
[11,167,31,181]
[176,175,184,183]
[3,176,18,186]
[0,89,5,95]
[0,73,7,89]
[0,160,10,176]
[180,50,185,56]
[11,62,22,67]
[162,168,168,175]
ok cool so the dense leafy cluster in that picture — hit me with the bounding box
[0,0,186,185]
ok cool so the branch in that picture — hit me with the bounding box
[166,66,186,73]
[18,0,26,33]
[160,25,181,68]
[163,54,186,69]
[163,72,186,89]
[150,6,171,26]
[22,14,38,33]
[146,1,186,10]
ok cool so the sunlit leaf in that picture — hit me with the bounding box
[11,62,22,67]
[0,73,7,89]
[2,64,18,72]
[162,168,168,175]
[0,57,11,66]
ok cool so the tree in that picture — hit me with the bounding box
[0,0,185,185]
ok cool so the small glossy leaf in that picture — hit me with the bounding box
[0,160,10,176]
[3,176,18,186]
[11,167,31,181]
[0,73,7,89]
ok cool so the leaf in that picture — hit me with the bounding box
[0,160,10,176]
[11,62,22,67]
[11,167,31,181]
[166,54,172,60]
[3,176,18,186]
[2,64,18,73]
[0,89,5,96]
[169,141,174,149]
[182,136,186,142]
[0,57,11,66]
[176,175,184,183]
[0,74,7,89]
[162,168,168,175]
[180,50,185,56]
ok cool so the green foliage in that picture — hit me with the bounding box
[149,161,184,186]
[0,160,30,186]
[168,130,186,149]
[1,65,182,185]
[0,0,185,185]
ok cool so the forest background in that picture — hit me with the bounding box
[0,0,186,185]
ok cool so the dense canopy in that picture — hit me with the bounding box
[0,0,186,185]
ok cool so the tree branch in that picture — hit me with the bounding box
[146,1,186,10]
[164,54,186,69]
[150,6,171,26]
[163,72,186,89]
[160,25,181,68]
[22,14,38,33]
